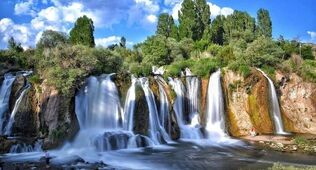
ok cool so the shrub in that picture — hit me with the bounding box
[300,60,316,83]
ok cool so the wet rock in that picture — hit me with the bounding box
[133,86,149,135]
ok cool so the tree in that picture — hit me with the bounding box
[8,37,23,52]
[69,15,95,47]
[120,37,126,48]
[245,36,284,67]
[37,30,68,49]
[301,45,314,60]
[256,9,272,38]
[178,0,197,40]
[224,11,256,43]
[196,0,211,41]
[156,13,178,39]
[211,15,225,45]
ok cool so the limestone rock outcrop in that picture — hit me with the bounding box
[276,71,316,134]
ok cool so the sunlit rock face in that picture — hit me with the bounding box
[276,71,316,134]
[222,70,253,136]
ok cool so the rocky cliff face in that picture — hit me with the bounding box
[9,78,79,149]
[222,69,274,136]
[276,71,316,134]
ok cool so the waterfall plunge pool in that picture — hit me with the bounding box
[1,140,316,169]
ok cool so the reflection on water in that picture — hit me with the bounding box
[1,141,316,169]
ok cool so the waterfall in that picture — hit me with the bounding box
[76,74,123,129]
[139,77,171,144]
[67,74,131,152]
[123,75,137,131]
[205,70,227,140]
[0,73,16,135]
[168,77,202,139]
[155,76,171,135]
[257,69,288,135]
[9,140,43,153]
[4,83,31,136]
[185,70,201,128]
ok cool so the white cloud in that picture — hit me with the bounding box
[1,0,160,48]
[0,18,32,49]
[170,1,234,20]
[14,0,36,16]
[164,0,181,6]
[146,14,157,23]
[207,2,234,18]
[307,31,316,40]
[171,2,182,20]
[95,36,121,47]
[95,36,134,47]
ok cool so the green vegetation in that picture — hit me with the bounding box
[0,1,315,96]
[69,15,95,47]
[269,163,316,170]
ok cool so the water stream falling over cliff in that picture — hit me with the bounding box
[0,74,16,135]
[65,74,133,152]
[168,68,203,139]
[139,77,171,144]
[4,83,31,136]
[257,69,288,135]
[155,76,171,135]
[205,70,228,141]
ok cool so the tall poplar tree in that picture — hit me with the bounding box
[256,8,272,38]
[196,0,211,41]
[70,15,95,47]
[156,13,178,39]
[178,0,197,40]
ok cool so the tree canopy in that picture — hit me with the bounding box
[69,15,95,47]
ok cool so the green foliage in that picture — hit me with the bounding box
[300,60,316,83]
[224,11,256,43]
[301,45,314,60]
[244,36,284,67]
[178,0,210,41]
[294,136,310,146]
[270,163,316,170]
[8,37,23,53]
[190,58,220,77]
[156,13,178,39]
[69,15,95,47]
[256,8,272,38]
[211,15,225,45]
[92,48,123,74]
[207,44,222,56]
[216,45,235,66]
[34,44,122,95]
[129,62,152,77]
[37,30,68,49]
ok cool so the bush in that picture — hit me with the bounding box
[165,60,192,77]
[300,60,316,83]
[129,62,152,77]
[190,58,220,77]
[207,44,222,57]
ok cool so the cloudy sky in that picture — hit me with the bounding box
[0,0,315,49]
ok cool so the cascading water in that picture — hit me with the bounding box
[65,74,132,152]
[139,77,171,144]
[257,69,288,135]
[185,68,201,128]
[205,70,227,141]
[155,76,171,135]
[123,75,137,131]
[9,140,43,153]
[4,83,31,136]
[0,73,16,135]
[168,76,202,139]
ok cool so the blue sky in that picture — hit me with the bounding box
[0,0,315,49]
